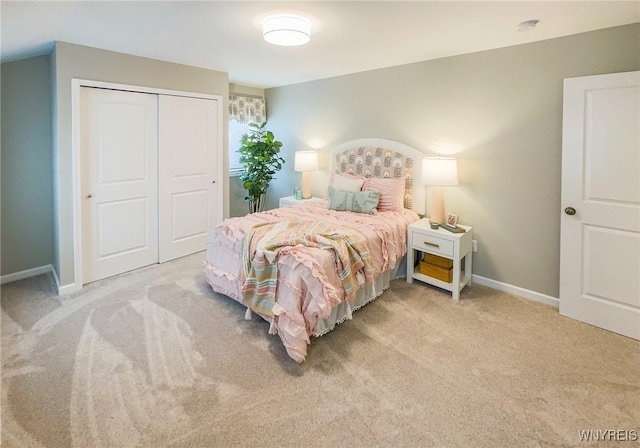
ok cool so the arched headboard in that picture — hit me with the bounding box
[329,138,425,215]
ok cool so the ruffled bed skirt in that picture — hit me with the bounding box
[312,257,406,336]
[205,255,406,338]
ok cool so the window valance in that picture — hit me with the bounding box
[229,95,266,123]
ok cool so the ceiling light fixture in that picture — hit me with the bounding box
[518,19,540,32]
[263,14,311,46]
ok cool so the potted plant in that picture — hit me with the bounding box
[238,121,285,213]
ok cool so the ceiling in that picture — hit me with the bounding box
[2,1,639,89]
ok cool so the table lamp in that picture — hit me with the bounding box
[294,151,319,199]
[421,157,459,224]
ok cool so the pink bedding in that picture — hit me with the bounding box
[204,201,419,362]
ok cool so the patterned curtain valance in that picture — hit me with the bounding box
[229,95,266,123]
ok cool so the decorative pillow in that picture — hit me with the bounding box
[327,186,379,214]
[324,173,366,200]
[333,172,366,190]
[362,177,405,211]
[335,147,414,209]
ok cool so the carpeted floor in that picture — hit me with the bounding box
[1,252,638,447]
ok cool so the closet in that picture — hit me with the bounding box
[80,87,220,283]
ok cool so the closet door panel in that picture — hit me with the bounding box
[81,87,159,283]
[159,95,219,262]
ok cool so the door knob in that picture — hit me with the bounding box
[564,207,576,216]
[87,194,94,199]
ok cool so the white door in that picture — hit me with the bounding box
[81,87,159,283]
[560,71,640,340]
[158,95,219,262]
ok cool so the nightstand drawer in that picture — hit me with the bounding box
[411,232,454,257]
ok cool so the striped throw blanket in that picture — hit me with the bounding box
[241,219,373,318]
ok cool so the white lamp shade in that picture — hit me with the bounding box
[263,15,311,46]
[421,157,459,186]
[294,151,319,172]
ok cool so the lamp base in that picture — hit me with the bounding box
[301,172,312,199]
[429,186,445,224]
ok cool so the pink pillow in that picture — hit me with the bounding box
[363,177,405,211]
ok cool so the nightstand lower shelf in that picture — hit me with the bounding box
[411,266,471,294]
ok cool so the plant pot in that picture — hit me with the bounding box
[248,193,266,214]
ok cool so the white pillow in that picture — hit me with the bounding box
[324,173,366,200]
[333,173,365,191]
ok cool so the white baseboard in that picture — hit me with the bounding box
[1,264,560,306]
[1,265,55,285]
[49,268,81,295]
[472,274,559,308]
[0,264,80,296]
[57,282,81,295]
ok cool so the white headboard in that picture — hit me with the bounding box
[329,138,425,215]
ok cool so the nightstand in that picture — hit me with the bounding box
[406,219,473,300]
[279,196,323,208]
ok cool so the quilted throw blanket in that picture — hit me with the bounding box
[241,219,373,318]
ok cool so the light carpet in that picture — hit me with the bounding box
[2,252,638,447]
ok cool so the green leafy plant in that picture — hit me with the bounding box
[238,122,285,213]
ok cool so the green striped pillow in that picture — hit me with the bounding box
[327,186,380,214]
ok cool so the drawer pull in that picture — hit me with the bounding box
[423,241,440,248]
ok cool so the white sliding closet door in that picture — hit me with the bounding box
[81,87,220,284]
[81,87,159,283]
[158,95,219,262]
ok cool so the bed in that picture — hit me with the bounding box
[204,138,426,362]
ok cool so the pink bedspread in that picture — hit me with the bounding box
[204,201,419,362]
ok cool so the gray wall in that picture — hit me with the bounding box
[229,176,249,218]
[1,56,54,276]
[52,42,229,288]
[264,24,640,298]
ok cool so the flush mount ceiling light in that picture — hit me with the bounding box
[263,14,311,46]
[518,19,540,32]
